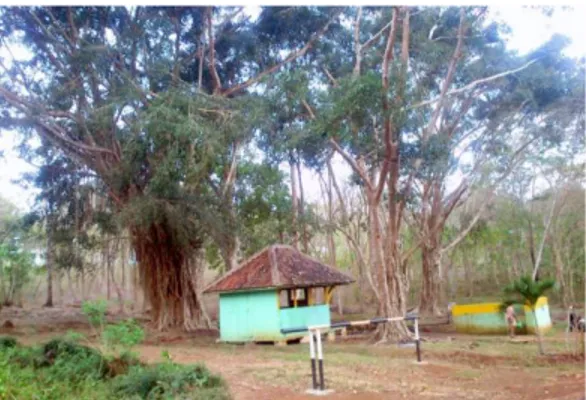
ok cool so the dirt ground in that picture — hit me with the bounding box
[1,306,584,400]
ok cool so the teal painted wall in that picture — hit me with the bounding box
[280,305,330,334]
[219,290,280,342]
[453,302,552,335]
[218,290,332,342]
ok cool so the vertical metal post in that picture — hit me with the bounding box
[316,329,325,391]
[414,317,422,362]
[309,330,317,390]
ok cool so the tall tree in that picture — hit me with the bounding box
[0,6,339,329]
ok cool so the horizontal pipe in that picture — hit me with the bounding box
[280,314,419,334]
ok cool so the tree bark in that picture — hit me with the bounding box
[44,215,55,307]
[326,166,341,314]
[296,157,309,253]
[289,158,299,249]
[420,243,442,315]
[220,242,239,272]
[553,239,569,308]
[131,223,208,330]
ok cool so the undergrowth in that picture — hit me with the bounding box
[0,337,230,400]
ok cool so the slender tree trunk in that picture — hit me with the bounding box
[289,159,299,249]
[220,236,239,272]
[553,240,569,308]
[44,215,55,307]
[296,158,309,253]
[57,270,63,305]
[109,240,125,314]
[106,244,111,301]
[67,269,78,303]
[121,237,127,295]
[325,165,341,314]
[80,268,86,301]
[462,249,474,297]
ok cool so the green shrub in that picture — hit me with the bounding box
[0,335,18,349]
[0,347,109,400]
[39,339,109,380]
[81,300,108,331]
[111,362,231,400]
[102,319,145,357]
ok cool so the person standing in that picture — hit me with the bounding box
[505,304,517,339]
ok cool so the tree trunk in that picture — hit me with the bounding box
[296,158,309,253]
[121,237,127,295]
[289,159,299,249]
[44,216,55,307]
[553,240,569,308]
[106,244,111,301]
[419,244,442,316]
[131,223,208,330]
[108,242,125,314]
[463,250,474,297]
[220,236,239,272]
[67,269,78,303]
[80,268,86,301]
[368,192,410,341]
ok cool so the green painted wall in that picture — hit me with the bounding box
[218,290,332,342]
[280,305,330,333]
[219,290,280,342]
[453,301,552,335]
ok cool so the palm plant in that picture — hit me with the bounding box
[502,275,556,355]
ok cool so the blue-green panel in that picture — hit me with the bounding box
[279,305,330,334]
[219,290,280,342]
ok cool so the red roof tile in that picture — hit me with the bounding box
[204,245,354,293]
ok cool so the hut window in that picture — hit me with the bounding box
[295,289,306,300]
[279,290,289,308]
[312,287,325,305]
[288,288,308,308]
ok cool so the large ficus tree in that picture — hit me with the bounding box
[0,6,340,330]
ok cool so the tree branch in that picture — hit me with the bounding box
[353,7,363,77]
[322,66,338,86]
[374,7,399,204]
[424,8,465,140]
[361,20,393,52]
[207,7,223,94]
[329,138,373,192]
[222,11,340,97]
[410,59,538,110]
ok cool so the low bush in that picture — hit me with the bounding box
[0,335,17,350]
[111,362,231,400]
[0,337,231,400]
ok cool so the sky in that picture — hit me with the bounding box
[0,5,584,211]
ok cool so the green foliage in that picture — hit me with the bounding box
[111,362,230,400]
[0,242,35,306]
[0,336,18,350]
[0,340,228,400]
[102,319,145,357]
[82,300,108,331]
[39,339,109,379]
[81,301,145,357]
[502,275,556,308]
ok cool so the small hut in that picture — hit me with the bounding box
[204,245,354,343]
